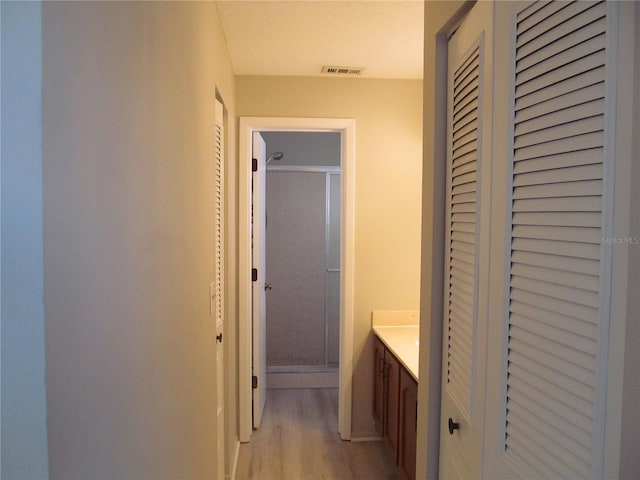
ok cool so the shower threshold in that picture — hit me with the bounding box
[267,364,338,374]
[266,364,339,389]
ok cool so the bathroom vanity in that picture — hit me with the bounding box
[372,312,419,480]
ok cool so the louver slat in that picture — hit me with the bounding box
[513,116,603,149]
[509,338,595,387]
[214,101,225,326]
[516,1,602,50]
[507,375,593,434]
[508,350,595,407]
[507,362,594,419]
[513,131,604,163]
[515,66,605,112]
[508,392,592,464]
[509,315,597,358]
[512,223,600,244]
[509,305,598,359]
[515,158,601,184]
[506,407,591,478]
[511,262,600,292]
[514,100,605,137]
[517,17,606,73]
[503,2,607,478]
[512,211,601,227]
[446,44,481,419]
[506,435,561,479]
[511,250,600,276]
[515,83,604,125]
[515,50,605,99]
[510,289,599,325]
[515,35,606,90]
[516,0,569,35]
[511,275,599,307]
[513,147,602,173]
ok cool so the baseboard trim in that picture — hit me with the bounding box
[227,439,240,480]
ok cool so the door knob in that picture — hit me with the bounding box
[264,282,272,291]
[448,417,460,435]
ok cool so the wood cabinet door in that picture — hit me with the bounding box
[383,349,400,463]
[373,337,385,436]
[399,369,418,480]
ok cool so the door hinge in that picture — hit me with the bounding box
[252,158,258,172]
[252,268,258,282]
[252,375,258,389]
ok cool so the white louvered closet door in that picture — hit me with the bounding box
[484,1,618,478]
[214,98,225,480]
[439,2,494,478]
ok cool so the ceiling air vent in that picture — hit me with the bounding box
[321,65,364,76]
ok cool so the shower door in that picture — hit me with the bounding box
[265,168,341,371]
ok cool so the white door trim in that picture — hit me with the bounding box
[238,117,356,442]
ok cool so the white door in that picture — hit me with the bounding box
[251,132,267,428]
[214,99,225,480]
[439,2,494,478]
[483,1,617,478]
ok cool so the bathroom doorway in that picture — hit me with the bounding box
[262,132,341,388]
[238,117,355,443]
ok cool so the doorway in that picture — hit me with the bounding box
[238,117,356,443]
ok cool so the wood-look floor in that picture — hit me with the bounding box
[236,388,398,480]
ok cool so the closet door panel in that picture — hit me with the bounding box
[484,1,617,478]
[439,1,494,478]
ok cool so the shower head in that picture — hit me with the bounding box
[266,152,284,164]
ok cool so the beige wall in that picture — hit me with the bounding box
[42,2,238,477]
[236,75,423,436]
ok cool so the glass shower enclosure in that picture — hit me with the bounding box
[265,167,341,375]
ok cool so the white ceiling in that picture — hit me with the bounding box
[215,1,424,80]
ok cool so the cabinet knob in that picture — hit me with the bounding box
[216,333,223,343]
[448,417,460,435]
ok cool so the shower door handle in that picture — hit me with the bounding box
[264,282,273,291]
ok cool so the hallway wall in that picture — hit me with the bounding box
[237,76,423,437]
[1,2,49,478]
[41,2,237,478]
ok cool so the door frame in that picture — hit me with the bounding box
[238,117,356,442]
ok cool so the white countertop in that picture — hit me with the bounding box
[372,325,420,381]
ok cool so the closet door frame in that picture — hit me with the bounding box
[600,2,638,476]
